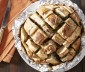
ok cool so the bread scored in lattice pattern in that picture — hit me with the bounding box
[20,4,83,66]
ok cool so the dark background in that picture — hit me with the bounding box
[0,0,85,72]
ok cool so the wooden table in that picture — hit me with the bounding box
[0,0,85,72]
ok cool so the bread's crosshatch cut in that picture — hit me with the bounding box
[20,4,83,68]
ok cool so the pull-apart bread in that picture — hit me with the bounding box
[20,4,83,67]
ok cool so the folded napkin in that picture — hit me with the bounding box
[0,0,37,63]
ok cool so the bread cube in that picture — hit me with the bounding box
[37,6,53,19]
[20,26,28,42]
[58,23,74,39]
[63,32,78,47]
[52,33,65,45]
[32,29,48,45]
[65,18,77,31]
[61,53,73,62]
[26,39,39,52]
[42,25,54,37]
[72,38,81,52]
[36,49,48,59]
[56,46,69,57]
[42,40,57,54]
[70,12,81,25]
[24,18,38,35]
[55,6,69,18]
[63,6,74,13]
[30,13,45,26]
[45,13,62,29]
[69,48,76,57]
[46,54,60,65]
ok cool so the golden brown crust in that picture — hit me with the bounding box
[63,31,78,47]
[41,40,57,54]
[31,29,48,45]
[72,38,81,52]
[63,6,74,13]
[45,13,62,29]
[30,13,45,26]
[61,53,73,62]
[69,48,76,57]
[36,49,48,60]
[31,54,41,63]
[24,18,38,35]
[42,25,54,37]
[70,12,81,25]
[37,6,53,19]
[46,54,60,65]
[20,4,82,66]
[20,26,28,42]
[52,33,65,45]
[65,18,77,31]
[56,46,69,57]
[22,42,33,58]
[44,4,59,10]
[55,6,69,18]
[58,23,74,39]
[26,39,39,52]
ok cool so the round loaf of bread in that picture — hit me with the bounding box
[20,4,83,66]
